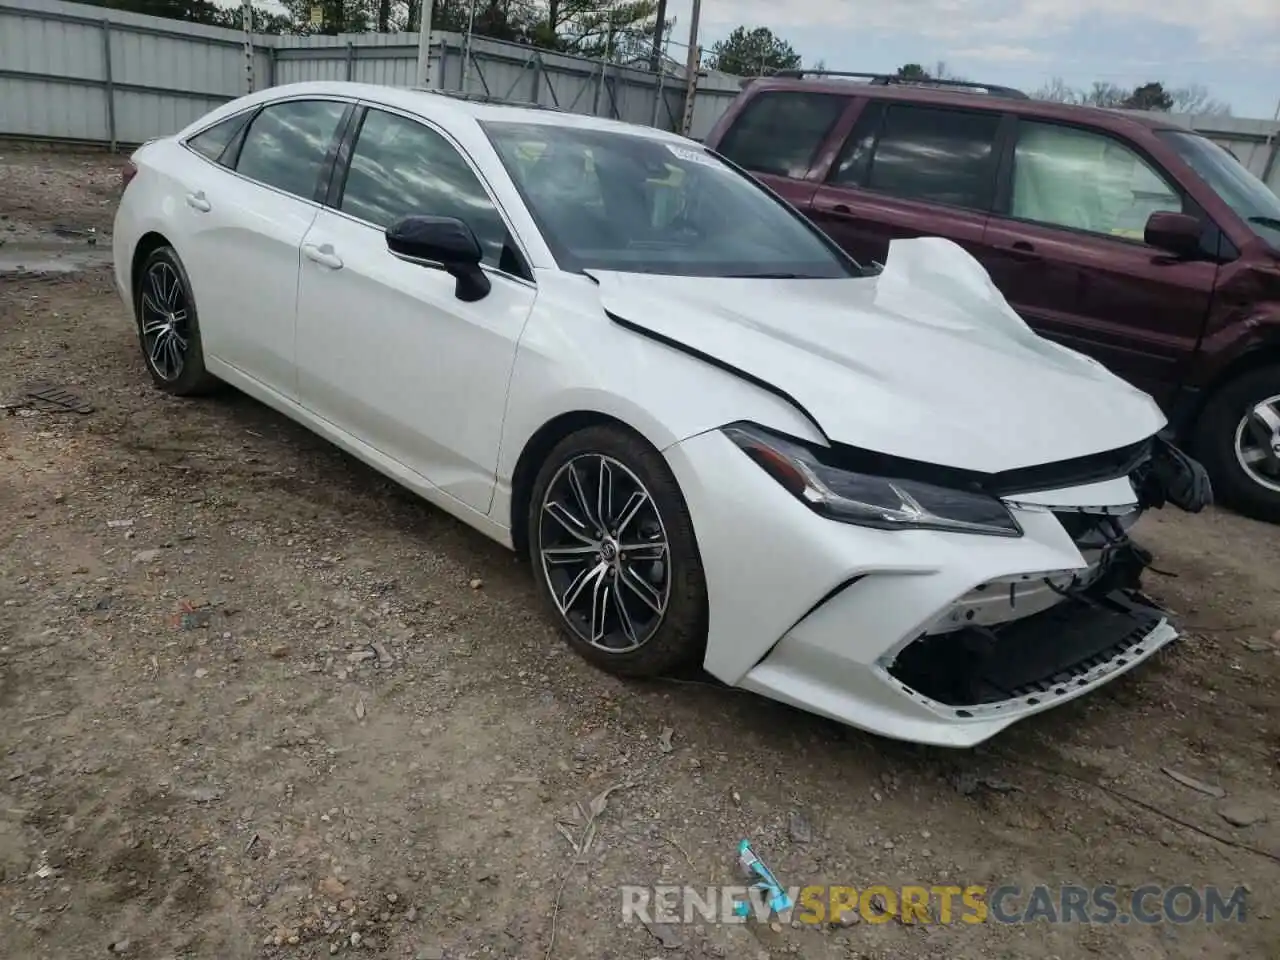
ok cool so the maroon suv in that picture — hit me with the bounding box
[704,71,1280,522]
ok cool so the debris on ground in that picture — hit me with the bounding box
[1162,767,1227,799]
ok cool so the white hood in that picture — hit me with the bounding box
[591,237,1166,474]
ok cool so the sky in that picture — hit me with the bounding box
[659,0,1280,120]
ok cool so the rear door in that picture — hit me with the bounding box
[982,118,1218,402]
[711,89,852,211]
[174,97,352,399]
[809,102,1003,266]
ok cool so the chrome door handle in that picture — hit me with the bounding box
[302,242,344,270]
[185,191,211,212]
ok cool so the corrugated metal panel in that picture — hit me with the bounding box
[2,0,1276,185]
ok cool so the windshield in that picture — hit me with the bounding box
[1159,130,1280,249]
[480,121,859,278]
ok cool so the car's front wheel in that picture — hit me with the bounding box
[133,245,218,396]
[1194,364,1280,523]
[527,425,707,677]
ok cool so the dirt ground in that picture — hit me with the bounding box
[1,146,1278,960]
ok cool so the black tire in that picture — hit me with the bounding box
[1192,364,1280,523]
[527,425,708,677]
[133,245,219,396]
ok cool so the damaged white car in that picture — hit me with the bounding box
[113,82,1211,747]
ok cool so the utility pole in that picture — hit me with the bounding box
[649,0,668,73]
[415,0,435,88]
[679,0,701,136]
[242,0,254,93]
[461,0,477,93]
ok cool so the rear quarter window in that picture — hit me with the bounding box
[715,91,847,179]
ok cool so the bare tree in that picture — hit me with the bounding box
[1082,81,1130,108]
[1032,76,1082,103]
[1169,84,1232,116]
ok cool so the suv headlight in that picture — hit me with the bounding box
[724,423,1022,537]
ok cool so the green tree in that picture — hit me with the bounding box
[1123,81,1174,112]
[708,26,801,76]
[896,62,930,80]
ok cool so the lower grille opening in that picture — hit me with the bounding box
[887,589,1167,709]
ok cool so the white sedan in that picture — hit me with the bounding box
[113,81,1209,747]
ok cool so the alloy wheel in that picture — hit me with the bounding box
[1233,393,1280,494]
[537,453,671,653]
[139,260,190,382]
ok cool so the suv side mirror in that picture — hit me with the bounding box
[386,215,492,302]
[1144,211,1201,258]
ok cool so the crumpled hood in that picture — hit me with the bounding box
[591,237,1166,474]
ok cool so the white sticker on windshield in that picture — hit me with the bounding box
[665,144,719,167]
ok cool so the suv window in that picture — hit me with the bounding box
[235,99,348,200]
[716,91,847,179]
[1011,121,1183,240]
[339,109,509,269]
[859,105,1000,209]
[187,111,252,166]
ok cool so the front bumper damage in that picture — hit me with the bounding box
[667,429,1210,748]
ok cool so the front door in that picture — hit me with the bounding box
[809,102,1002,267]
[982,119,1217,403]
[295,106,537,514]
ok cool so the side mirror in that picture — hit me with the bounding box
[1144,211,1201,259]
[385,215,492,302]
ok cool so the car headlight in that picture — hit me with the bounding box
[723,423,1022,537]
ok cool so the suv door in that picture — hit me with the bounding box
[983,119,1219,403]
[176,98,351,398]
[809,102,1002,266]
[295,106,537,513]
[711,90,850,211]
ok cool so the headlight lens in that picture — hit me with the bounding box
[724,423,1022,537]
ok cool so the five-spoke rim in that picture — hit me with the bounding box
[140,261,190,382]
[1234,394,1280,494]
[538,454,671,654]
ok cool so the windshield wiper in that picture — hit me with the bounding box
[723,271,825,279]
[1247,215,1280,230]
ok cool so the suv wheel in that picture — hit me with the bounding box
[1194,365,1280,523]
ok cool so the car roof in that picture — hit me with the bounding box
[743,77,1185,135]
[250,80,694,142]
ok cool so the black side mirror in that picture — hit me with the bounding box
[385,215,492,302]
[1144,211,1201,259]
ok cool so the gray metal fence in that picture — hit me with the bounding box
[0,0,742,147]
[1,0,1277,192]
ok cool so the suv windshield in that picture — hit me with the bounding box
[481,120,859,278]
[1159,130,1280,250]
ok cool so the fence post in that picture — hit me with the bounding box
[345,42,356,81]
[530,53,542,104]
[593,59,605,116]
[100,19,116,152]
[267,45,277,88]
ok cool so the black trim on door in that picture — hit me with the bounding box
[315,102,361,206]
[991,112,1019,215]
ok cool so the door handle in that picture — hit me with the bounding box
[1005,240,1041,262]
[185,191,211,212]
[302,242,344,270]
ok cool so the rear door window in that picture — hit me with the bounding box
[715,91,847,179]
[234,99,349,201]
[857,104,1001,210]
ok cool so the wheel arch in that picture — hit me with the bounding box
[1184,339,1280,444]
[508,410,655,557]
[130,231,174,304]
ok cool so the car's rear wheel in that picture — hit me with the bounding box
[1194,364,1280,523]
[134,246,218,396]
[527,425,707,677]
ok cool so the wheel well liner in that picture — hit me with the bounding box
[508,411,642,557]
[131,231,172,302]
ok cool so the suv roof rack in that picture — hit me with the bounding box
[769,69,1030,100]
[409,88,564,111]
